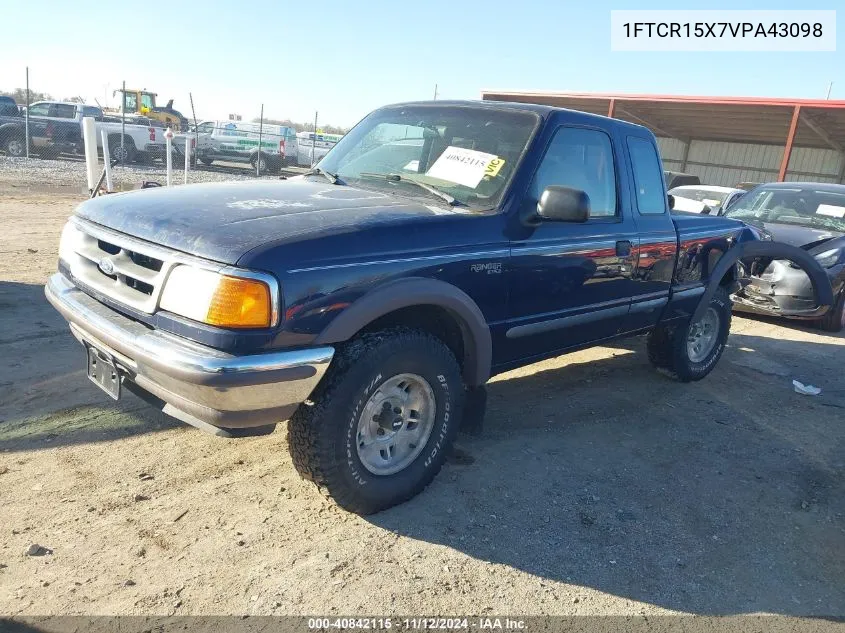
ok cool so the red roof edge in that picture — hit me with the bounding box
[480,90,845,109]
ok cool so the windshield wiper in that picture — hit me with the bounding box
[303,167,342,185]
[358,172,463,206]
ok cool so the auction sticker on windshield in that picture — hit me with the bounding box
[427,146,500,188]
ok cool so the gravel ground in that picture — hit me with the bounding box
[0,156,306,190]
[0,182,843,618]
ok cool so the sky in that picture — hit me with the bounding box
[1,0,842,129]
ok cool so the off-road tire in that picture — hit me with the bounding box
[817,290,845,333]
[647,286,732,382]
[288,328,464,514]
[200,157,214,166]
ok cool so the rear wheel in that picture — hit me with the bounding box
[647,286,732,382]
[109,137,136,164]
[200,157,214,166]
[288,329,464,514]
[251,153,269,174]
[817,290,845,333]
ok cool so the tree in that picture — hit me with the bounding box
[0,88,53,104]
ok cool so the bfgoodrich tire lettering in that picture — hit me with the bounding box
[647,286,732,382]
[288,328,464,514]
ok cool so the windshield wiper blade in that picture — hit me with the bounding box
[303,167,342,184]
[358,172,463,206]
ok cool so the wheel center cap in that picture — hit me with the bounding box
[375,400,403,432]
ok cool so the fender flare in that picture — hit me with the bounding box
[0,122,24,141]
[692,240,834,324]
[314,277,493,386]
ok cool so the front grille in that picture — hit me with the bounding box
[65,221,176,313]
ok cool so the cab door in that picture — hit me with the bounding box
[621,134,679,333]
[500,121,639,364]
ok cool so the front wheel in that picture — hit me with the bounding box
[4,135,26,157]
[250,153,269,174]
[817,290,845,333]
[288,329,464,514]
[647,286,732,382]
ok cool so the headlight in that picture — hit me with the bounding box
[814,248,842,269]
[160,265,277,328]
[58,221,84,265]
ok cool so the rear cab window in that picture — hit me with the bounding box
[627,136,667,215]
[53,104,78,119]
[27,103,51,117]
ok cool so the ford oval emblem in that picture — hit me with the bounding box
[98,257,115,275]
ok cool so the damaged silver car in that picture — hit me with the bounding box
[725,182,845,331]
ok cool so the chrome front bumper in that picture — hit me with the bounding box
[45,273,334,435]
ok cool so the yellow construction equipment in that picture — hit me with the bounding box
[107,88,188,131]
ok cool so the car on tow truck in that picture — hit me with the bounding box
[45,100,833,514]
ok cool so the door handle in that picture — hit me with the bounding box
[616,240,632,257]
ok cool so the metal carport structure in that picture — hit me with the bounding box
[480,91,845,186]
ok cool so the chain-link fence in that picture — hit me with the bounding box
[1,69,347,188]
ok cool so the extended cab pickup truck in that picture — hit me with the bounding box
[45,101,833,514]
[24,101,192,164]
[0,98,82,158]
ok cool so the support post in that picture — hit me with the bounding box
[25,67,30,159]
[607,98,615,118]
[101,130,113,192]
[184,136,190,184]
[82,117,98,194]
[681,139,691,172]
[778,105,801,182]
[312,111,318,167]
[164,128,173,186]
[120,80,126,165]
[256,104,264,177]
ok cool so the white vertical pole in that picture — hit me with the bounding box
[120,80,126,164]
[256,104,264,177]
[82,117,98,194]
[184,137,190,184]
[165,128,173,187]
[311,111,318,167]
[25,67,30,159]
[101,130,113,192]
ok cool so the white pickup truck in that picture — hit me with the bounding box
[26,101,194,164]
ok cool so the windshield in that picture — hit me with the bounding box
[725,186,845,232]
[317,105,540,209]
[670,187,728,206]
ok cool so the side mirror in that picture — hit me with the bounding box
[537,186,590,223]
[667,194,675,210]
[701,205,712,215]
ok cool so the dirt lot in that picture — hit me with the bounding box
[0,177,843,618]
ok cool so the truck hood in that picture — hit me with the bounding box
[75,179,465,264]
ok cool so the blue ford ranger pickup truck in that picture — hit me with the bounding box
[45,100,833,513]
